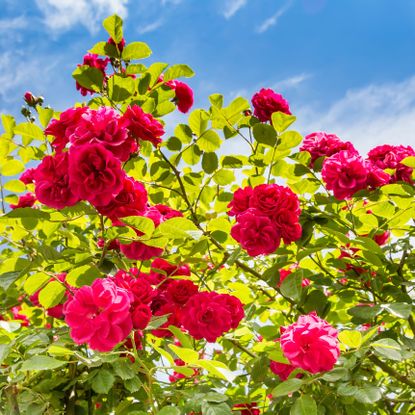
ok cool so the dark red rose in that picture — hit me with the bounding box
[166,280,198,305]
[227,186,253,217]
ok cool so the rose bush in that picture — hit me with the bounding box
[0,14,414,415]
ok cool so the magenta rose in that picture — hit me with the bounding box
[280,312,340,374]
[70,107,136,162]
[45,107,88,152]
[10,193,36,209]
[322,150,368,200]
[300,132,357,165]
[64,278,132,352]
[181,291,244,342]
[227,186,253,217]
[131,303,152,330]
[166,80,194,113]
[34,152,80,209]
[231,208,281,257]
[149,258,191,285]
[107,37,126,52]
[166,280,198,305]
[251,88,291,122]
[270,360,297,381]
[19,168,36,184]
[68,143,124,206]
[121,105,165,147]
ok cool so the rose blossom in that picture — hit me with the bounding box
[300,132,356,165]
[166,280,198,305]
[367,144,415,183]
[10,193,36,209]
[19,168,36,184]
[64,278,132,352]
[251,88,291,122]
[131,303,152,330]
[269,360,297,381]
[121,105,165,147]
[230,208,280,257]
[44,107,88,152]
[280,312,340,374]
[181,291,244,342]
[149,258,191,285]
[322,150,368,200]
[227,186,253,217]
[166,80,194,113]
[107,37,126,52]
[68,143,124,206]
[70,107,136,162]
[34,152,80,209]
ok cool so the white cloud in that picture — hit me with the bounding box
[272,73,312,91]
[222,0,247,19]
[0,16,28,32]
[35,0,129,34]
[297,76,415,154]
[137,19,164,34]
[256,0,292,33]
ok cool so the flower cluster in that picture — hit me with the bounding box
[303,132,415,199]
[63,260,244,351]
[272,312,340,375]
[228,184,302,256]
[251,88,291,122]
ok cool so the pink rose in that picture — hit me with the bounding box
[70,107,136,162]
[131,303,152,330]
[300,132,356,166]
[68,143,124,206]
[280,312,340,374]
[322,150,368,200]
[269,360,297,381]
[166,80,194,113]
[121,105,165,147]
[44,107,88,152]
[34,152,80,209]
[64,278,132,352]
[19,168,36,184]
[10,193,36,209]
[227,186,253,217]
[231,208,281,257]
[181,291,244,342]
[251,88,291,123]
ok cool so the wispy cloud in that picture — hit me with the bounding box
[35,0,129,34]
[222,0,247,19]
[256,0,292,33]
[297,76,415,154]
[137,19,164,34]
[0,16,28,32]
[272,73,312,91]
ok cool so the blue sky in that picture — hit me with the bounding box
[2,0,415,153]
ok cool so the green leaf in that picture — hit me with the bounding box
[112,359,136,380]
[400,156,415,167]
[174,123,193,144]
[279,131,303,150]
[189,109,209,136]
[158,217,201,240]
[38,281,66,309]
[121,216,155,237]
[182,144,202,165]
[168,325,193,349]
[169,344,199,363]
[103,14,123,43]
[221,156,244,168]
[196,360,232,380]
[14,122,44,141]
[24,272,50,295]
[212,169,235,186]
[198,130,222,152]
[272,378,303,397]
[271,112,296,132]
[91,369,115,394]
[280,272,302,302]
[201,402,232,415]
[202,152,219,174]
[290,395,317,415]
[88,41,119,58]
[209,94,224,108]
[321,367,349,382]
[382,302,412,319]
[0,159,25,176]
[353,386,382,404]
[126,63,147,74]
[252,123,277,146]
[338,330,362,349]
[372,338,402,360]
[4,207,49,219]
[72,65,104,93]
[4,179,25,193]
[21,356,66,371]
[66,265,100,287]
[163,64,195,82]
[37,107,54,128]
[108,74,135,102]
[158,407,180,415]
[122,42,152,60]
